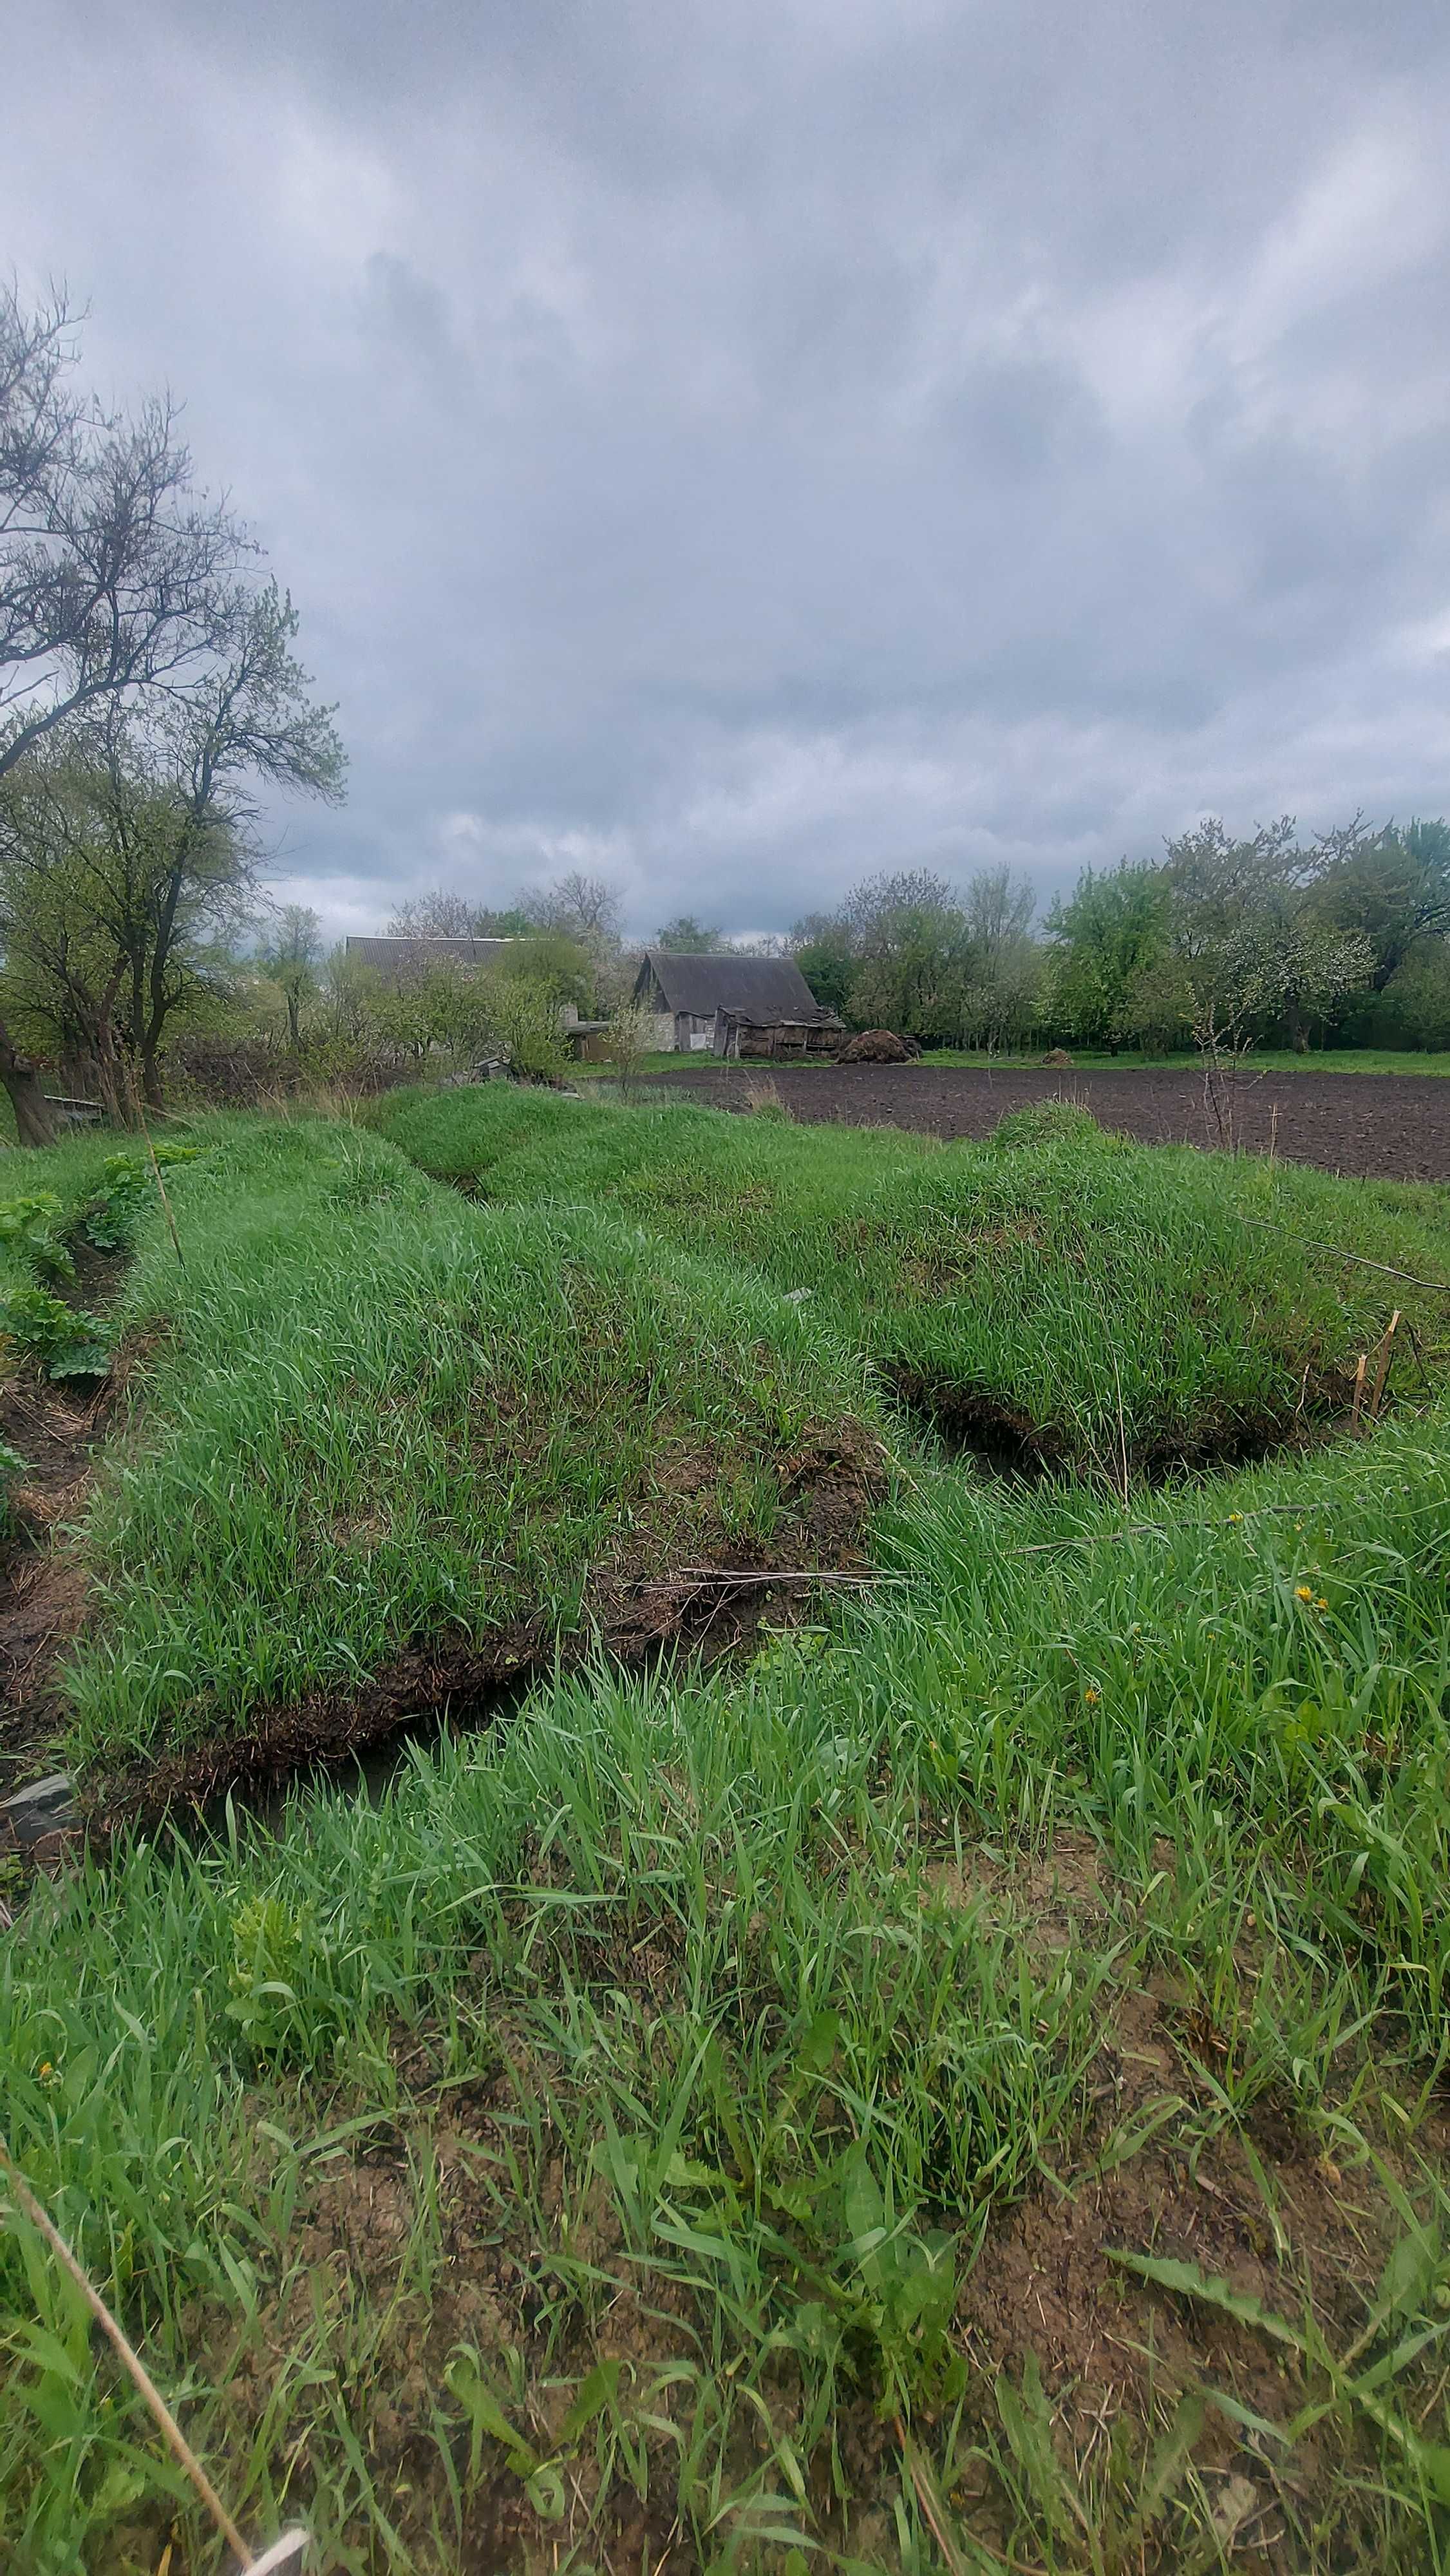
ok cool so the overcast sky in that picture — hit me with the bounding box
[6,1,1450,941]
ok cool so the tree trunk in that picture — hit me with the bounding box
[0,1018,60,1146]
[94,1038,129,1127]
[140,1041,164,1109]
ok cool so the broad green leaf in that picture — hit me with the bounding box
[557,2356,621,2447]
[1126,2391,1206,2537]
[1106,2249,1306,2351]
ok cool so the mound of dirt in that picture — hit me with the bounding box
[836,1028,915,1064]
[1040,1046,1074,1066]
[991,1100,1101,1150]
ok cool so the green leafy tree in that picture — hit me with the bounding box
[1377,940,1450,1050]
[319,942,382,1046]
[843,869,974,1041]
[1043,860,1167,1048]
[1162,817,1370,1054]
[476,968,567,1081]
[259,904,323,1049]
[958,865,1040,1048]
[0,737,256,1120]
[494,932,594,1012]
[1311,816,1450,993]
[604,1000,656,1099]
[790,912,858,1019]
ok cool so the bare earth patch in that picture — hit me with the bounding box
[644,1062,1450,1182]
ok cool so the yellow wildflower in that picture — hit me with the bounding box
[1295,1586,1313,1602]
[1084,1686,1100,1703]
[1227,1511,1243,1524]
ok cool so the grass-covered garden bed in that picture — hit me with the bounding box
[5,1090,1450,2572]
[372,1082,1450,1478]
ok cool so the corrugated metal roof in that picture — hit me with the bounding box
[345,935,516,977]
[633,949,838,1022]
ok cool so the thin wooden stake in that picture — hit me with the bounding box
[1235,1214,1450,1299]
[1368,1310,1401,1421]
[1350,1350,1368,1435]
[0,2136,257,2566]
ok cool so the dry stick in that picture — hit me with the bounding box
[1369,1310,1402,1422]
[1010,1501,1325,1557]
[0,2136,254,2567]
[1235,1213,1450,1300]
[1350,1350,1368,1436]
[639,1567,908,1589]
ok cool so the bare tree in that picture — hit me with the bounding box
[0,585,343,1130]
[0,282,251,781]
[386,887,479,938]
[0,281,290,1139]
[654,914,724,951]
[522,869,623,958]
[129,583,344,1101]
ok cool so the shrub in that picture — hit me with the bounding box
[81,1146,200,1252]
[0,1191,75,1283]
[0,1285,110,1379]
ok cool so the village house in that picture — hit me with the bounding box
[630,949,843,1057]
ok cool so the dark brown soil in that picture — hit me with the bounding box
[644,1063,1450,1182]
[0,1244,130,1802]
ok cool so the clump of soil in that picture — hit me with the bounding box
[1040,1046,1075,1067]
[836,1028,917,1064]
[889,1361,1355,1487]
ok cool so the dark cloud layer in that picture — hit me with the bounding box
[6,1,1449,936]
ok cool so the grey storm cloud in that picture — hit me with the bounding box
[5,0,1450,940]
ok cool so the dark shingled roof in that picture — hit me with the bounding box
[346,934,515,978]
[633,949,838,1023]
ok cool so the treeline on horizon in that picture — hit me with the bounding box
[10,773,1450,1117]
[368,809,1450,1059]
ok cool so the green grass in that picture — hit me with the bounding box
[6,1414,1450,2568]
[574,1048,706,1077]
[7,1092,1450,2569]
[370,1081,1450,1478]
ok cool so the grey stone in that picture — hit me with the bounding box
[1,1774,78,1846]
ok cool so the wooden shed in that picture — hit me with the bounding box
[630,949,842,1054]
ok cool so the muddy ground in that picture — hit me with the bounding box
[644,1063,1450,1182]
